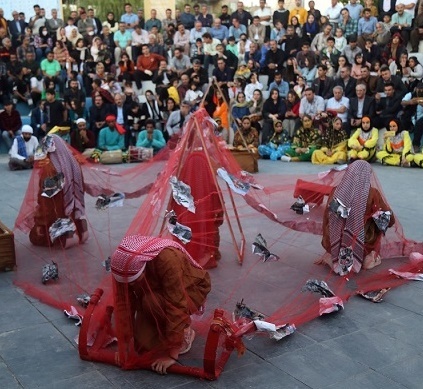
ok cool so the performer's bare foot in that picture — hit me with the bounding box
[314,252,333,267]
[363,251,381,269]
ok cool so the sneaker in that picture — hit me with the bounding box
[179,327,195,355]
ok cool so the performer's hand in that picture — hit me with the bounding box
[151,357,177,375]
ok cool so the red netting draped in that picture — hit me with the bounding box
[13,108,423,379]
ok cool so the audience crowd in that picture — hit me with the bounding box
[1,0,423,168]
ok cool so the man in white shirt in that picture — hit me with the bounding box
[326,86,350,124]
[131,25,149,60]
[254,0,272,38]
[203,33,221,71]
[299,88,325,120]
[326,0,344,29]
[9,125,39,171]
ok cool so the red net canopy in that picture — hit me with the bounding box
[13,109,423,379]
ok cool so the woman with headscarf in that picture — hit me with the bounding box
[34,26,53,62]
[258,120,291,160]
[408,56,423,90]
[311,116,348,164]
[382,33,407,65]
[373,22,391,48]
[302,14,319,43]
[285,114,321,161]
[283,90,301,139]
[28,135,87,247]
[262,88,287,144]
[111,235,211,375]
[348,115,379,162]
[389,52,411,86]
[103,12,119,33]
[231,91,251,130]
[233,116,259,151]
[376,118,414,167]
[320,161,395,274]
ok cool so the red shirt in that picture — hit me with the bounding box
[0,109,22,133]
[136,53,165,72]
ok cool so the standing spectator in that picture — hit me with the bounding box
[162,9,177,31]
[325,0,344,29]
[254,0,272,38]
[273,0,290,29]
[46,9,64,37]
[346,0,364,20]
[120,3,139,33]
[145,9,162,32]
[0,100,22,149]
[219,5,232,29]
[198,4,213,28]
[308,1,322,23]
[180,4,195,30]
[290,0,308,25]
[231,2,253,28]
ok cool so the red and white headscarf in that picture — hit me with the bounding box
[328,160,372,273]
[111,235,202,283]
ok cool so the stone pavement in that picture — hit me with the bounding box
[1,155,423,389]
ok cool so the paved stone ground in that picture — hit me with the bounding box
[1,155,423,389]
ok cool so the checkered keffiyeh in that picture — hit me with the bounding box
[111,235,202,283]
[328,160,372,272]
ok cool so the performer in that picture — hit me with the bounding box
[29,134,88,247]
[347,115,378,162]
[111,236,211,375]
[376,119,414,167]
[320,161,395,274]
[171,150,224,269]
[311,116,348,164]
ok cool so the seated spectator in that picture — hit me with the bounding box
[141,90,163,129]
[351,53,364,79]
[248,89,264,131]
[285,114,321,161]
[321,37,341,70]
[136,118,166,154]
[113,22,132,64]
[213,117,229,144]
[299,87,325,121]
[375,64,408,96]
[169,47,191,77]
[229,18,247,43]
[30,100,46,139]
[98,114,125,151]
[34,26,53,62]
[348,115,378,162]
[410,11,423,53]
[90,93,113,139]
[312,64,334,100]
[326,86,350,126]
[244,72,263,101]
[212,90,229,131]
[262,88,287,144]
[177,74,190,102]
[174,23,190,55]
[0,100,22,149]
[341,34,362,65]
[8,125,39,171]
[70,118,96,152]
[376,118,413,166]
[44,88,67,132]
[357,65,377,96]
[311,116,348,164]
[69,98,89,130]
[295,41,317,84]
[268,71,289,99]
[248,16,265,45]
[374,82,404,128]
[233,116,259,150]
[215,43,238,71]
[184,60,209,91]
[231,92,251,129]
[184,81,203,110]
[210,18,229,44]
[264,39,285,85]
[283,90,301,139]
[310,23,333,57]
[212,59,234,93]
[390,4,412,46]
[40,51,63,94]
[302,14,319,43]
[348,84,376,134]
[134,44,165,89]
[258,120,291,160]
[382,32,407,65]
[373,22,391,48]
[190,21,207,45]
[389,52,412,87]
[166,100,191,138]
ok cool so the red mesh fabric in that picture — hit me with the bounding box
[13,108,423,379]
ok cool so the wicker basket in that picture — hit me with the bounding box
[231,150,259,173]
[0,220,16,271]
